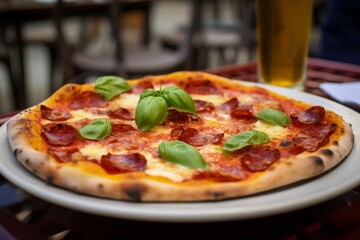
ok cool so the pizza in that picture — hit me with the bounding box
[7,72,354,202]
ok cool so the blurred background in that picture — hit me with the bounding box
[1,0,357,114]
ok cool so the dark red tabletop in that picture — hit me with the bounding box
[1,58,360,239]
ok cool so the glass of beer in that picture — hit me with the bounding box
[256,0,313,89]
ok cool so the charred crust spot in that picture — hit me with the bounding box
[211,191,224,199]
[268,166,276,171]
[13,148,22,157]
[13,149,18,157]
[311,156,325,169]
[179,79,186,85]
[321,149,333,156]
[98,183,104,189]
[280,140,291,147]
[65,85,76,91]
[123,184,147,202]
[125,188,141,202]
[332,141,339,146]
[24,126,31,132]
[25,159,30,165]
[46,175,54,184]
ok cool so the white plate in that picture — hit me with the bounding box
[1,83,360,222]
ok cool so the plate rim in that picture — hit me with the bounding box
[1,82,359,222]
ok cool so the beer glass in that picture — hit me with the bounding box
[256,0,313,89]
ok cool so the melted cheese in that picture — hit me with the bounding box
[80,144,109,160]
[191,94,227,106]
[112,93,139,109]
[144,152,195,182]
[199,144,220,154]
[237,95,255,105]
[254,120,290,139]
[69,109,107,122]
[78,137,195,182]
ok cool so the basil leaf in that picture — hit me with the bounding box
[79,120,112,140]
[139,88,158,101]
[159,141,209,170]
[95,76,131,100]
[161,85,197,114]
[135,96,168,131]
[223,130,270,151]
[256,108,290,126]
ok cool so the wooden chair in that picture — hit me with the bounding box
[53,0,202,89]
[161,0,256,69]
[0,25,24,110]
[22,19,92,92]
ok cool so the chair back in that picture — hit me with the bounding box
[178,0,204,69]
[109,0,125,76]
[53,0,126,80]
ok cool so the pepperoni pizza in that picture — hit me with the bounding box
[7,72,354,201]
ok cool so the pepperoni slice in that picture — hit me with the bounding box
[48,148,80,163]
[291,106,325,126]
[108,108,134,120]
[100,153,147,173]
[194,100,215,113]
[69,91,107,110]
[185,80,222,95]
[170,126,184,140]
[72,118,91,129]
[230,108,257,123]
[292,135,323,152]
[40,105,72,121]
[111,123,136,137]
[218,98,239,113]
[241,146,280,172]
[215,161,247,180]
[293,123,337,152]
[178,127,224,146]
[164,109,199,127]
[301,123,337,138]
[130,81,154,94]
[42,123,77,146]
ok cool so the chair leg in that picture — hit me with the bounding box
[4,59,22,110]
[60,60,75,86]
[11,24,27,109]
[218,47,227,66]
[48,43,58,93]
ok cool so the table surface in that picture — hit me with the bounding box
[1,58,360,239]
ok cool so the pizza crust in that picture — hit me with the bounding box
[6,72,354,202]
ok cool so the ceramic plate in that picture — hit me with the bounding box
[1,83,359,222]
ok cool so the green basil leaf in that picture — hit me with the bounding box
[139,88,158,101]
[135,96,168,131]
[159,141,209,170]
[94,76,131,100]
[223,130,270,151]
[79,120,112,140]
[256,108,290,126]
[161,85,197,114]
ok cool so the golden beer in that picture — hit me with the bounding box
[256,0,313,88]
